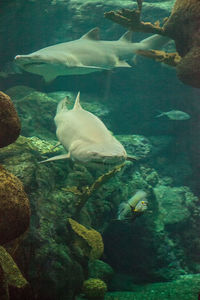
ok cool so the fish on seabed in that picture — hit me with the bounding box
[155,110,191,120]
[40,92,128,166]
[14,27,170,82]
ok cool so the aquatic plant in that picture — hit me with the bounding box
[82,278,107,300]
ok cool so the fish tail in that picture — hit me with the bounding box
[155,110,164,118]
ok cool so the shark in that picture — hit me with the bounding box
[14,28,170,82]
[40,92,128,166]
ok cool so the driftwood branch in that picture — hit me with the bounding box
[63,163,125,217]
[104,8,165,35]
[137,49,181,66]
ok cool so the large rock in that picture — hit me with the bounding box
[0,165,30,244]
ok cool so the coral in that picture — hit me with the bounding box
[82,278,107,300]
[0,91,21,148]
[163,0,200,88]
[68,218,104,260]
[0,165,30,244]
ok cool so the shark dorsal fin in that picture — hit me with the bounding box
[119,31,133,42]
[81,28,100,40]
[73,92,82,110]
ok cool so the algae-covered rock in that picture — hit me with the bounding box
[0,165,30,244]
[82,278,107,300]
[0,91,21,148]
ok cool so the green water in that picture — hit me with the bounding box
[0,0,199,299]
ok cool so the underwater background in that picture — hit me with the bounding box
[0,0,200,299]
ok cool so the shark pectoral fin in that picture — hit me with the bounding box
[82,65,111,71]
[126,155,138,162]
[39,153,70,164]
[132,55,138,65]
[115,60,132,68]
[51,142,62,151]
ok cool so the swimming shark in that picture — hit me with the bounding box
[14,28,170,82]
[40,92,128,165]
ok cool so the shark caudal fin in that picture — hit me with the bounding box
[139,34,171,50]
[73,91,82,110]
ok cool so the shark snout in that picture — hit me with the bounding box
[14,55,33,65]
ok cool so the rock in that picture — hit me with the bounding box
[154,185,198,225]
[117,135,152,159]
[0,91,21,147]
[6,86,57,139]
[0,165,30,244]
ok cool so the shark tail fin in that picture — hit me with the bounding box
[155,110,164,118]
[119,31,133,43]
[155,112,164,118]
[73,91,82,110]
[140,34,170,50]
